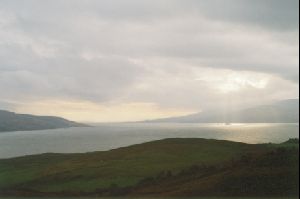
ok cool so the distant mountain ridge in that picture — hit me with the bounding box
[145,99,299,123]
[0,110,88,132]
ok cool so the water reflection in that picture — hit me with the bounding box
[0,123,298,158]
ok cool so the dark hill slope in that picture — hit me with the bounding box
[0,138,298,197]
[130,146,299,197]
[0,110,87,132]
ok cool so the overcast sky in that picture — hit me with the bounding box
[0,0,299,122]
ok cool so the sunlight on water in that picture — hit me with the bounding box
[0,123,298,158]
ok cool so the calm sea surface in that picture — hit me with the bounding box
[0,123,298,158]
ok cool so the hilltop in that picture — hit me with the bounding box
[0,138,298,197]
[0,110,88,132]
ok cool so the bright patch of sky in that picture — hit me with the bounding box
[0,0,298,122]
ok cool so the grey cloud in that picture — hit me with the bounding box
[186,0,299,30]
[0,0,298,115]
[1,0,298,28]
[0,55,146,102]
[125,71,299,112]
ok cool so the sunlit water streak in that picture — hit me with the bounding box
[0,123,298,158]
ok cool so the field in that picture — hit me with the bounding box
[0,138,298,197]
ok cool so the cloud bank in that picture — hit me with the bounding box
[0,0,298,122]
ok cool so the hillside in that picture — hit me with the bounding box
[130,146,299,197]
[0,138,298,197]
[0,110,88,132]
[146,99,299,123]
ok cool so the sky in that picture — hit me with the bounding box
[0,0,299,122]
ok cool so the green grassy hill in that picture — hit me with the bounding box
[0,138,298,197]
[130,147,299,197]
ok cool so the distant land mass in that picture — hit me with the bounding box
[0,110,88,132]
[145,99,299,123]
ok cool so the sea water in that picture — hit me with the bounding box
[0,123,298,158]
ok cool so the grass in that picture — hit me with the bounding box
[0,138,298,196]
[0,139,261,192]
